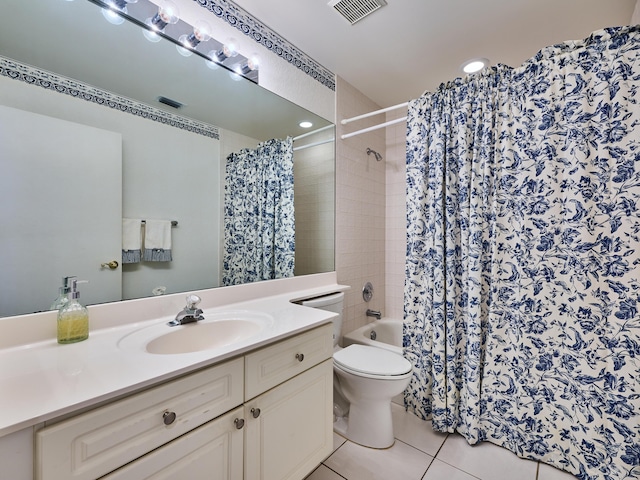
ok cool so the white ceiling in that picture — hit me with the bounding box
[233,0,637,108]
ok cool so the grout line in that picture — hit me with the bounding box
[430,434,482,480]
[432,432,450,459]
[419,454,436,480]
[323,464,348,480]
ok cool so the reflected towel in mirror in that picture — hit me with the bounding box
[122,218,142,263]
[143,219,173,262]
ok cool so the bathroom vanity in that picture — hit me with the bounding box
[0,274,345,480]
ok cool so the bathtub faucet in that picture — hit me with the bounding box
[366,309,381,320]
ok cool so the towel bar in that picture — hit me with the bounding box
[140,220,178,227]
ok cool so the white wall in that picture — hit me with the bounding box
[0,75,222,301]
[335,76,386,335]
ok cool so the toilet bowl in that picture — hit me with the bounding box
[301,292,412,449]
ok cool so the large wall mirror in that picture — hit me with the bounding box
[0,0,335,317]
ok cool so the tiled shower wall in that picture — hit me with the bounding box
[335,76,386,336]
[384,109,408,320]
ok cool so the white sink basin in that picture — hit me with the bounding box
[118,310,274,355]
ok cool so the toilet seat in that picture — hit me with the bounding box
[333,344,411,378]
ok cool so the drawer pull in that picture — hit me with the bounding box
[251,407,261,418]
[162,411,177,425]
[234,418,245,429]
[295,353,305,362]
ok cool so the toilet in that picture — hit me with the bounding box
[302,292,412,449]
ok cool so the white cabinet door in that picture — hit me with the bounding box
[0,105,122,316]
[102,407,244,480]
[244,359,333,480]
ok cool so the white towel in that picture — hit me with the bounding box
[143,219,173,262]
[122,218,142,263]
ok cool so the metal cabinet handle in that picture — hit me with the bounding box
[101,260,119,270]
[295,353,304,362]
[251,407,261,418]
[234,418,245,429]
[163,411,176,425]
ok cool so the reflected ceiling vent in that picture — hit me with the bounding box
[328,0,387,25]
[157,96,184,109]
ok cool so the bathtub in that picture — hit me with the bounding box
[342,318,403,355]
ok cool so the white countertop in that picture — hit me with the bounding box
[0,274,346,438]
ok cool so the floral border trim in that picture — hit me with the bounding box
[0,56,220,140]
[193,0,336,91]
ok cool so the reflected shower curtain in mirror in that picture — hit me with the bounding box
[223,137,295,285]
[404,26,640,479]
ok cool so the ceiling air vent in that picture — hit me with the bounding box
[328,0,387,25]
[158,96,184,109]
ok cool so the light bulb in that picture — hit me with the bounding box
[149,0,180,31]
[102,8,125,25]
[206,56,220,70]
[142,28,161,42]
[239,54,260,74]
[214,39,239,62]
[176,38,193,57]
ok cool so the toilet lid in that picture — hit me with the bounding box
[333,345,411,376]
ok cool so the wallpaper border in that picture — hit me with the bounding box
[0,56,220,140]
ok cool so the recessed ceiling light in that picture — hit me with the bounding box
[299,121,313,128]
[461,57,490,74]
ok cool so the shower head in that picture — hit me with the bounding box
[366,148,382,161]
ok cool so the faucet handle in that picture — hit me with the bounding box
[185,294,201,310]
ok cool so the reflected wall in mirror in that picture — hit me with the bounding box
[0,0,335,317]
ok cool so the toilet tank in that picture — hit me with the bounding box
[301,292,344,347]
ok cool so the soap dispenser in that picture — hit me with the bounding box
[50,276,72,311]
[57,277,89,344]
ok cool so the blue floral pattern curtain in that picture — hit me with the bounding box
[223,137,295,285]
[404,26,640,479]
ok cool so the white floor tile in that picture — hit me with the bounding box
[305,464,346,480]
[391,403,448,456]
[332,432,347,452]
[422,459,480,480]
[436,434,537,480]
[537,462,578,479]
[324,439,434,480]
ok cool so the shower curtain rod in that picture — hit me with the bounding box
[341,101,409,125]
[341,116,407,140]
[292,137,335,151]
[292,124,334,141]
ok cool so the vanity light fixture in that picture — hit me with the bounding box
[94,0,258,81]
[461,57,490,74]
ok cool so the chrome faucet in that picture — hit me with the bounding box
[168,294,204,326]
[366,309,381,320]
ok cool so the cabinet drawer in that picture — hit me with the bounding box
[245,323,332,400]
[102,406,244,480]
[36,357,244,480]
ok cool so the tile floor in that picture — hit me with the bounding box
[305,403,577,480]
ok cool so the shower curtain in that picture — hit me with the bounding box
[223,137,295,285]
[404,26,640,479]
